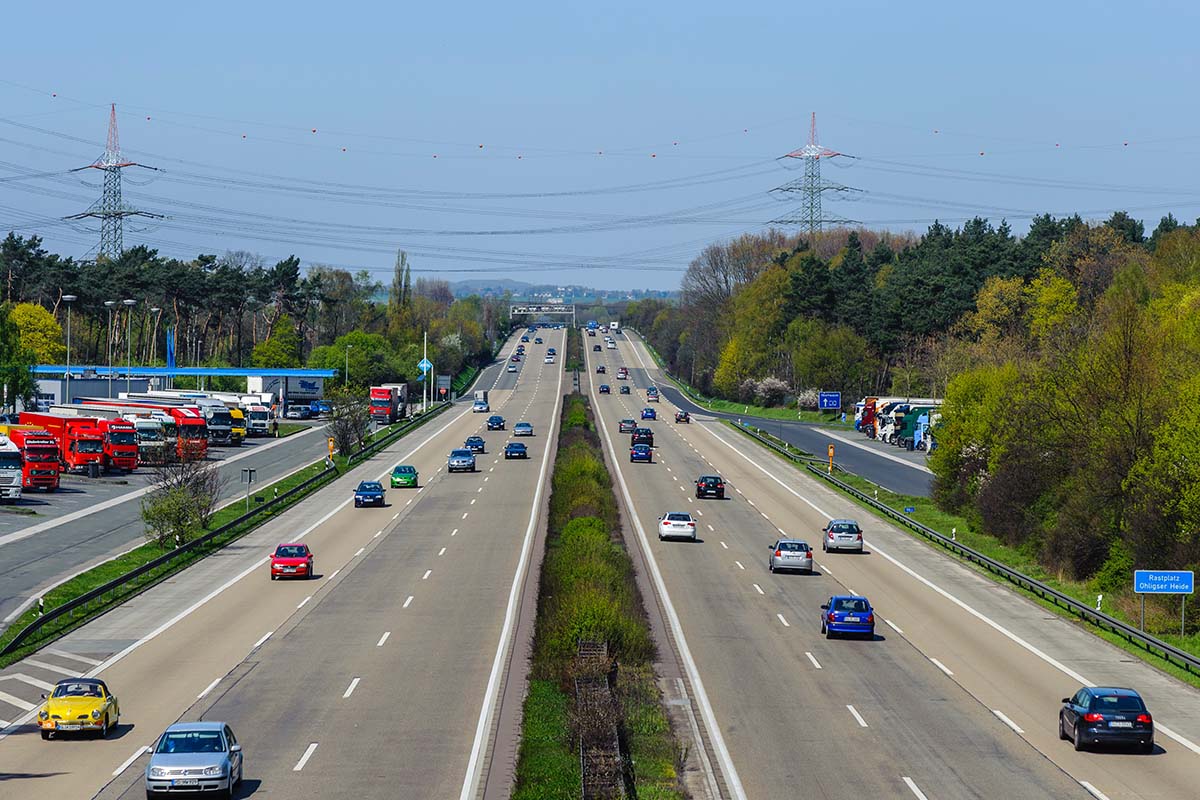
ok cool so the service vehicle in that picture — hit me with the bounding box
[145,722,243,798]
[37,678,119,739]
[95,418,139,472]
[504,442,529,459]
[821,595,875,639]
[821,519,864,553]
[246,404,272,437]
[629,443,653,463]
[448,449,477,473]
[632,428,654,447]
[464,435,486,453]
[695,475,725,499]
[674,411,690,423]
[390,464,419,488]
[599,384,611,394]
[609,321,620,333]
[486,415,506,430]
[618,419,637,434]
[1059,687,1154,753]
[658,511,697,541]
[75,400,207,460]
[270,543,314,580]
[124,393,235,446]
[353,480,386,507]
[513,422,534,436]
[0,426,60,491]
[769,539,813,573]
[620,385,631,395]
[641,407,657,420]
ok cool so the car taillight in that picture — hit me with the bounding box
[828,531,835,539]
[866,613,874,624]
[856,532,863,540]
[775,549,782,557]
[1137,713,1152,725]
[717,483,723,488]
[827,612,836,622]
[1083,712,1104,723]
[688,522,695,528]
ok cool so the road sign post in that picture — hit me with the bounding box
[827,443,834,474]
[1133,570,1194,633]
[240,467,257,514]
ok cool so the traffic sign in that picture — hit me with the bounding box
[818,391,841,410]
[1134,570,1194,594]
[418,358,433,373]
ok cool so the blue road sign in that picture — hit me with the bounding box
[904,506,916,513]
[418,358,433,373]
[1134,570,1194,594]
[818,391,841,410]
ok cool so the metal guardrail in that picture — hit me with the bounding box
[731,421,843,470]
[725,418,1200,676]
[1,404,449,657]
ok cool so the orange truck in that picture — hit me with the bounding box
[19,412,105,474]
[0,425,61,491]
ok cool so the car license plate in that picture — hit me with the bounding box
[845,616,860,623]
[172,779,199,786]
[58,724,81,730]
[1110,721,1133,728]
[283,566,295,572]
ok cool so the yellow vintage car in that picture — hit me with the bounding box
[37,678,120,739]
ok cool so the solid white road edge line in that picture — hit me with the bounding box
[992,708,1024,734]
[459,330,565,800]
[929,657,953,676]
[847,704,868,727]
[805,652,821,669]
[885,618,903,634]
[293,742,318,771]
[112,745,148,777]
[902,776,930,800]
[1079,781,1112,800]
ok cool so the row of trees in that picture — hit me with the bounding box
[0,239,512,403]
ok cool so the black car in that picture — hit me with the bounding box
[1060,687,1154,752]
[675,411,690,423]
[619,385,631,395]
[596,364,606,373]
[486,415,506,430]
[504,442,528,459]
[695,475,725,499]
[593,344,602,351]
[465,435,486,453]
[632,428,654,447]
[353,481,386,507]
[534,337,543,344]
[599,384,611,394]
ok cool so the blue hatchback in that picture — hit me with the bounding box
[629,443,653,463]
[821,595,875,639]
[641,407,657,420]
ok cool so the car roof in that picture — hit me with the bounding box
[165,721,227,732]
[828,518,858,525]
[632,443,650,449]
[829,594,870,602]
[1084,687,1142,696]
[55,677,106,688]
[450,449,473,455]
[506,441,526,447]
[516,421,532,426]
[276,542,307,548]
[393,464,414,470]
[357,481,381,487]
[775,538,809,546]
[466,435,483,440]
[699,475,722,481]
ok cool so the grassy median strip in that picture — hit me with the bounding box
[724,419,1200,689]
[0,411,445,669]
[513,394,683,800]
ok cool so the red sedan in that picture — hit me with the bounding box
[270,543,315,580]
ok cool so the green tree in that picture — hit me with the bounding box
[251,313,302,368]
[9,302,66,362]
[0,304,36,410]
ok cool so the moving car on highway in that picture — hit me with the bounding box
[544,355,555,364]
[504,442,529,459]
[448,449,477,473]
[593,344,602,351]
[641,407,657,420]
[354,480,386,507]
[1059,687,1154,753]
[507,364,518,373]
[821,519,864,553]
[646,387,659,402]
[465,435,486,453]
[674,410,689,423]
[632,428,654,447]
[768,539,812,573]
[37,678,119,740]
[658,511,697,541]
[695,475,725,499]
[145,722,243,799]
[520,335,530,342]
[535,337,543,344]
[599,384,611,394]
[618,419,637,433]
[616,368,628,380]
[390,464,418,488]
[487,415,506,430]
[270,543,314,580]
[596,364,606,373]
[514,422,534,436]
[630,443,653,463]
[821,595,875,639]
[472,399,490,413]
[620,385,631,395]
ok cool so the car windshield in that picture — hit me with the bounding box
[249,410,270,421]
[1093,694,1145,712]
[275,545,307,558]
[52,681,103,698]
[507,443,525,450]
[156,731,225,754]
[357,482,382,492]
[394,466,414,474]
[633,445,649,452]
[210,411,233,427]
[180,425,206,440]
[451,450,473,457]
[467,437,482,443]
[835,598,869,613]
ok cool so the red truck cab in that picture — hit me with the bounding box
[19,412,104,473]
[96,418,139,472]
[0,426,61,491]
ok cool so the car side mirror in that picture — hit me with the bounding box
[230,744,242,753]
[820,604,829,610]
[41,693,47,700]
[1061,698,1071,704]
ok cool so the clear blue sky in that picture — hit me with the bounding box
[2,0,1197,290]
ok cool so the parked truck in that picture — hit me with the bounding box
[19,412,105,474]
[0,435,23,500]
[122,393,234,446]
[245,404,272,436]
[369,385,404,424]
[0,426,60,492]
[95,418,140,471]
[246,376,324,410]
[49,404,166,465]
[77,398,207,460]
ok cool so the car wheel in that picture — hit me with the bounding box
[1058,714,1069,741]
[822,541,827,552]
[270,573,277,581]
[1140,739,1154,754]
[41,730,50,740]
[1073,723,1086,752]
[658,533,664,541]
[308,563,315,579]
[768,561,774,572]
[100,714,109,738]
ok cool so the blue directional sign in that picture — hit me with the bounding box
[818,391,841,410]
[1134,570,1194,594]
[418,358,433,373]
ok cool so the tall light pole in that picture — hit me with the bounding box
[104,300,117,397]
[123,299,136,394]
[62,295,77,404]
[344,344,353,386]
[150,306,161,364]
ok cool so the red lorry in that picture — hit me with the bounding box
[0,426,61,491]
[78,398,208,461]
[19,412,105,474]
[95,418,139,472]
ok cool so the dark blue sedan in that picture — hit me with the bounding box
[629,443,653,463]
[821,595,874,639]
[354,480,386,508]
[641,407,657,420]
[504,442,528,459]
[1060,687,1154,752]
[465,435,486,453]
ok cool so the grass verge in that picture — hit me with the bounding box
[512,393,683,799]
[725,420,1200,689]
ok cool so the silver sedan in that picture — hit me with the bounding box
[821,519,863,553]
[145,721,243,798]
[769,539,813,573]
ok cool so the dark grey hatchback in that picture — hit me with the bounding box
[1059,686,1153,752]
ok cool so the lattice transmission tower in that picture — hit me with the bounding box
[771,112,860,236]
[65,104,162,260]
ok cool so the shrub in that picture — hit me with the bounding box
[755,376,789,406]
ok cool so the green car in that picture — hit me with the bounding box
[390,464,419,488]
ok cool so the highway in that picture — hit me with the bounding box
[0,328,564,799]
[583,332,1200,800]
[0,424,333,623]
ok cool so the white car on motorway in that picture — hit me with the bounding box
[472,400,489,413]
[821,519,863,553]
[658,511,697,541]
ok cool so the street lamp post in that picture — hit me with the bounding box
[345,344,353,386]
[104,301,117,398]
[62,295,77,404]
[150,308,161,387]
[123,299,136,394]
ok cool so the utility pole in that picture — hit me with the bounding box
[63,295,77,404]
[771,112,860,237]
[344,344,353,386]
[64,105,163,261]
[123,299,136,393]
[105,301,116,397]
[422,331,428,414]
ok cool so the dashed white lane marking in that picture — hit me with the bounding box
[819,565,832,575]
[1080,782,1112,800]
[885,619,903,634]
[734,560,745,570]
[343,678,361,699]
[422,569,432,580]
[776,613,790,627]
[296,595,312,609]
[451,528,459,536]
[805,651,821,669]
[720,541,728,549]
[438,547,447,556]
[752,583,765,595]
[992,709,1024,734]
[406,499,413,506]
[902,777,930,800]
[687,497,693,503]
[462,512,469,520]
[293,742,319,771]
[374,531,381,539]
[198,677,221,699]
[929,657,954,676]
[392,513,399,520]
[707,524,714,532]
[477,487,483,493]
[112,745,148,776]
[404,595,414,608]
[484,477,489,482]
[777,528,787,536]
[847,704,868,727]
[328,569,340,580]
[252,631,273,650]
[377,632,391,647]
[695,510,703,516]
[471,498,477,505]
[354,547,365,557]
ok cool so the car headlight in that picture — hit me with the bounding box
[150,767,168,778]
[38,709,48,720]
[92,709,101,719]
[203,765,223,776]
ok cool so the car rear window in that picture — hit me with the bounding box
[829,523,858,533]
[779,542,808,552]
[1092,694,1145,712]
[834,598,869,612]
[666,513,691,522]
